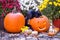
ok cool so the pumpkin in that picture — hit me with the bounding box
[48,27,59,36]
[4,12,25,33]
[29,15,50,32]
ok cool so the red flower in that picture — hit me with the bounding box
[6,3,13,9]
[1,13,4,17]
[0,0,21,16]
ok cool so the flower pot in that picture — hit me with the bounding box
[53,19,60,29]
[0,16,5,30]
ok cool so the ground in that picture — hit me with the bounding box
[0,30,60,40]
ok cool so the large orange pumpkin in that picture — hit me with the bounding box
[4,12,25,33]
[29,15,50,32]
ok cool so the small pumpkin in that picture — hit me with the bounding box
[48,27,59,36]
[29,15,50,32]
[4,12,25,33]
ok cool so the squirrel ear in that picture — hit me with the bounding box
[26,9,34,19]
[35,10,42,18]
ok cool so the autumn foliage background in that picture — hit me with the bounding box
[0,0,60,20]
[38,0,60,20]
[0,0,20,17]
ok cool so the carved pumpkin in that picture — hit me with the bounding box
[29,15,50,32]
[4,12,25,33]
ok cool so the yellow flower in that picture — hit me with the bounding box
[59,11,60,13]
[57,3,60,6]
[21,26,29,33]
[49,2,52,5]
[57,0,60,2]
[38,0,49,11]
[43,2,48,5]
[38,5,46,11]
[53,2,58,6]
[42,5,46,8]
[44,0,49,2]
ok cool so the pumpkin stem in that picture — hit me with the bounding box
[12,6,17,13]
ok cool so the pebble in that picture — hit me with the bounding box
[13,38,21,40]
[31,31,38,37]
[38,33,48,38]
[38,38,48,40]
[57,32,60,36]
[26,36,38,40]
[1,37,9,40]
[32,31,38,35]
[51,38,60,40]
[20,38,26,40]
[23,30,32,37]
[0,30,60,40]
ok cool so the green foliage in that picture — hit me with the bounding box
[42,0,60,19]
[0,3,3,15]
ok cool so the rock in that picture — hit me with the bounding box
[51,38,60,40]
[13,38,21,40]
[38,38,48,40]
[38,33,48,38]
[23,30,32,37]
[32,31,38,35]
[30,31,38,37]
[26,37,38,40]
[8,34,14,37]
[20,38,26,40]
[1,37,9,40]
[57,32,60,36]
[18,34,25,39]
